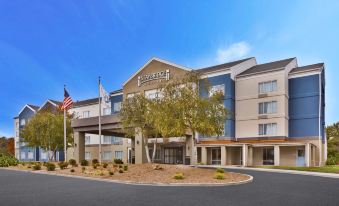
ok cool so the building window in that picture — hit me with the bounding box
[259,123,277,135]
[83,111,90,118]
[103,136,111,144]
[211,148,221,165]
[20,152,26,159]
[85,152,91,160]
[85,136,91,145]
[258,80,277,94]
[145,89,163,99]
[149,148,161,160]
[103,107,111,115]
[112,137,123,145]
[41,151,47,160]
[20,119,26,126]
[259,101,277,114]
[102,151,112,160]
[114,151,123,160]
[113,102,121,113]
[27,152,34,159]
[209,84,225,97]
[16,122,19,128]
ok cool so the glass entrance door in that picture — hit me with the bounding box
[296,148,305,166]
[164,147,183,164]
[211,148,221,165]
[263,148,274,165]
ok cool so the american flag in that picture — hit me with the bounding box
[61,88,73,110]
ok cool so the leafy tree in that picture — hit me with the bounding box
[7,138,14,155]
[20,111,73,161]
[326,122,339,164]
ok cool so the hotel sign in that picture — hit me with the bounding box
[137,69,170,87]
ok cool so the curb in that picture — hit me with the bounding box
[0,167,253,187]
[194,165,339,179]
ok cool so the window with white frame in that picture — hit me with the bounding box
[20,119,26,126]
[41,151,47,160]
[209,84,225,97]
[83,111,90,118]
[85,152,91,160]
[16,122,19,129]
[102,151,112,160]
[145,89,163,99]
[258,80,277,94]
[20,152,26,159]
[114,151,123,160]
[103,136,111,144]
[259,101,277,114]
[103,107,111,115]
[113,102,121,112]
[85,136,91,144]
[259,123,277,135]
[112,137,123,145]
[27,152,34,159]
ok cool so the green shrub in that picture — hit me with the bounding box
[109,171,114,176]
[103,163,108,168]
[69,159,77,167]
[214,172,225,180]
[118,165,123,169]
[0,154,19,167]
[93,163,98,169]
[114,159,123,164]
[20,162,26,166]
[32,164,41,170]
[27,164,32,169]
[326,156,337,165]
[216,168,224,173]
[70,169,75,173]
[123,165,128,171]
[113,164,118,168]
[81,167,86,173]
[46,162,56,171]
[92,159,99,165]
[58,162,69,170]
[118,169,124,173]
[80,159,89,166]
[173,173,184,180]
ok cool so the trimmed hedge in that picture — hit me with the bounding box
[0,154,19,167]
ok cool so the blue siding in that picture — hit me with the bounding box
[289,74,322,138]
[111,94,123,114]
[199,74,235,139]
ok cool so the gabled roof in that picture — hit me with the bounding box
[110,89,123,96]
[18,104,39,116]
[289,63,324,74]
[123,57,192,86]
[237,57,296,77]
[72,98,99,108]
[38,99,61,111]
[196,57,254,74]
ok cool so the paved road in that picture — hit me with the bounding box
[0,168,338,206]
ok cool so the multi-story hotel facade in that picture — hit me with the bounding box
[71,56,326,167]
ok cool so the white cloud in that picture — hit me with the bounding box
[216,41,251,63]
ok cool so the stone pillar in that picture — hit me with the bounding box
[274,145,280,166]
[305,143,311,167]
[74,131,85,163]
[221,146,227,166]
[135,129,147,164]
[248,146,253,166]
[242,144,248,167]
[201,146,207,164]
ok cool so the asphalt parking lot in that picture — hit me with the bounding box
[0,168,338,206]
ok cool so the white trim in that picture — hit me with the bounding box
[37,99,59,111]
[288,70,322,79]
[18,104,38,115]
[110,92,123,97]
[200,70,231,79]
[318,73,322,166]
[122,57,192,86]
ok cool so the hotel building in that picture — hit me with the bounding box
[71,56,326,167]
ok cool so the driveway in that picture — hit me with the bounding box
[0,168,338,206]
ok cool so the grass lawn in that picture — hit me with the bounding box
[256,165,339,174]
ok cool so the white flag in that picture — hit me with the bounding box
[100,83,110,103]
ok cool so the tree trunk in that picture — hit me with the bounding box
[142,135,151,163]
[151,136,158,162]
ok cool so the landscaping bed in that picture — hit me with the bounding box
[9,162,251,185]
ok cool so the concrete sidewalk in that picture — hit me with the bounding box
[195,165,339,179]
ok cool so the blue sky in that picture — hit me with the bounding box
[0,0,338,137]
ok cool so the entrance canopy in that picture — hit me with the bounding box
[71,114,124,137]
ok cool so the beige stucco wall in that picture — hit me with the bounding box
[235,70,289,139]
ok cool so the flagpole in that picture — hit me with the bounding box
[63,85,67,162]
[98,77,102,164]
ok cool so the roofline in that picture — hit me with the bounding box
[288,65,324,79]
[122,57,192,86]
[18,104,38,116]
[111,92,123,97]
[37,99,59,111]
[236,67,286,78]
